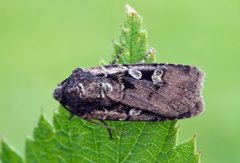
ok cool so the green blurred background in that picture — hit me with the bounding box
[0,0,239,162]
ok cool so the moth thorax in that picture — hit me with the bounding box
[81,82,102,98]
[102,82,113,92]
[100,82,113,99]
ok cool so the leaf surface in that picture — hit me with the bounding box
[0,141,23,163]
[24,107,199,163]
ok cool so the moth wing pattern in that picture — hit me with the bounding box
[88,64,204,120]
[118,64,204,119]
[54,63,204,121]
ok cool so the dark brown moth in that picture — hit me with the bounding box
[53,63,204,121]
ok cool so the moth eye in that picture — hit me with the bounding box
[152,69,163,84]
[128,68,142,79]
[102,82,113,92]
[129,108,142,116]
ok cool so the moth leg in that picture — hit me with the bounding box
[61,105,113,138]
[60,103,76,120]
[99,120,113,139]
[111,48,124,64]
[82,118,115,139]
[68,114,74,120]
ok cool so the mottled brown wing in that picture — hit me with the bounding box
[120,64,204,118]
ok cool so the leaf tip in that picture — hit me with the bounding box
[175,124,181,130]
[125,4,137,15]
[192,133,197,142]
[38,113,51,127]
[0,139,23,163]
[196,150,201,156]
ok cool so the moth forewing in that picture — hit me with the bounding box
[53,63,204,121]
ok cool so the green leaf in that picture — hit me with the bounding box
[111,4,155,64]
[169,136,200,163]
[0,140,23,163]
[26,107,199,163]
[0,4,200,163]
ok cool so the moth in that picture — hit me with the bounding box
[53,63,204,121]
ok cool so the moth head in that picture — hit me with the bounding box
[53,77,70,103]
[53,84,64,102]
